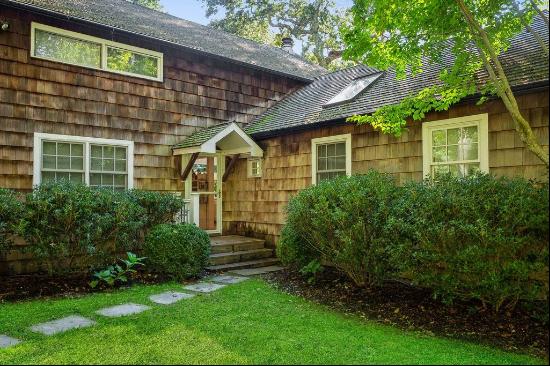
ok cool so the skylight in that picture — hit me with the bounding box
[324,73,383,106]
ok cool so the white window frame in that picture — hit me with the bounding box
[30,22,164,82]
[247,158,263,178]
[422,113,489,178]
[33,133,134,189]
[311,133,352,185]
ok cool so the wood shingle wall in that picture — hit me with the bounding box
[0,6,303,193]
[223,90,549,246]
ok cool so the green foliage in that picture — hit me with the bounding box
[127,0,162,11]
[389,173,549,311]
[90,252,146,288]
[279,172,549,314]
[13,181,185,276]
[300,259,324,284]
[201,0,352,69]
[342,0,547,137]
[144,224,211,280]
[20,181,145,275]
[278,171,399,287]
[124,189,185,231]
[0,188,24,251]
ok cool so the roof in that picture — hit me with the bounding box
[173,123,234,150]
[246,14,549,136]
[4,0,326,81]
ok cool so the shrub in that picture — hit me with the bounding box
[391,173,549,311]
[144,223,210,280]
[0,188,24,251]
[20,181,145,275]
[278,171,399,287]
[125,190,185,230]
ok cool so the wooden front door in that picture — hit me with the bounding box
[189,154,223,234]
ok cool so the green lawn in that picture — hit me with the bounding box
[0,279,545,365]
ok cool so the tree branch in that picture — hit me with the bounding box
[514,2,549,58]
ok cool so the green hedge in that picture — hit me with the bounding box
[278,171,549,313]
[0,181,187,275]
[144,223,211,280]
[0,188,24,251]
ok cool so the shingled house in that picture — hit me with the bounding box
[0,0,548,273]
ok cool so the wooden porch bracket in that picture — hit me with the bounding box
[223,154,240,182]
[180,152,200,181]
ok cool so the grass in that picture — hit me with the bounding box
[0,279,545,365]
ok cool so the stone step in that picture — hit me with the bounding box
[210,237,266,254]
[207,257,281,272]
[209,248,274,266]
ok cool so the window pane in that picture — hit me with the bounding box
[42,171,56,183]
[57,143,71,156]
[91,158,102,171]
[432,165,449,178]
[317,157,327,171]
[327,143,336,157]
[462,143,478,160]
[335,143,346,156]
[71,157,84,170]
[115,160,127,172]
[57,156,71,170]
[43,155,56,169]
[114,174,126,187]
[43,141,56,155]
[447,128,460,145]
[69,173,84,183]
[432,146,447,162]
[318,144,326,158]
[91,145,102,158]
[103,159,115,171]
[90,173,101,186]
[103,146,115,159]
[71,143,84,157]
[102,174,114,186]
[115,147,127,160]
[107,47,159,78]
[34,29,101,68]
[463,126,478,142]
[56,172,70,180]
[334,156,346,170]
[432,130,446,146]
[447,145,459,162]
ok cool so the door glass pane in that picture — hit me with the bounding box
[192,157,218,192]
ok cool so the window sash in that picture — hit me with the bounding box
[31,22,163,81]
[34,134,134,189]
[311,134,351,185]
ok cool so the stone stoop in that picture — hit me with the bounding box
[207,235,280,271]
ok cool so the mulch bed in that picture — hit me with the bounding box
[263,267,549,359]
[0,271,171,302]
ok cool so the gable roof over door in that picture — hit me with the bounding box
[3,0,326,81]
[246,14,549,137]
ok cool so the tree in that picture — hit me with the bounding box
[343,0,549,167]
[200,0,351,69]
[127,0,163,11]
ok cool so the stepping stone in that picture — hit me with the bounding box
[149,291,194,305]
[30,315,95,336]
[0,335,21,349]
[228,266,284,276]
[183,282,225,293]
[96,303,151,318]
[209,275,249,284]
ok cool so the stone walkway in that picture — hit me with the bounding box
[0,271,281,350]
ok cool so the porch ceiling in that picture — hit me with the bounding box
[172,122,263,157]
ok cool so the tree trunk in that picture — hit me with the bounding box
[456,0,549,168]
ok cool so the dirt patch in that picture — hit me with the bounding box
[0,271,180,302]
[264,267,549,359]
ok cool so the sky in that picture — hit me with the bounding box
[160,0,354,26]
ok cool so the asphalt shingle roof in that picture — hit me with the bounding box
[4,0,326,81]
[246,14,549,136]
[173,122,233,149]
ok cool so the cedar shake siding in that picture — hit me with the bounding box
[223,90,549,246]
[0,6,305,192]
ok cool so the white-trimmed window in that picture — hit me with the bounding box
[31,22,163,81]
[33,133,134,190]
[311,134,352,185]
[422,114,489,178]
[247,158,262,178]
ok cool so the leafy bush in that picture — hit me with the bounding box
[144,223,210,280]
[0,188,24,251]
[125,189,185,230]
[20,180,145,275]
[278,171,399,287]
[391,173,549,311]
[278,171,549,315]
[90,252,146,288]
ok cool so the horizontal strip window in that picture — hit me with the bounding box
[33,133,134,190]
[31,22,163,81]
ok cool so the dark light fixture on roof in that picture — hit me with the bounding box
[324,72,383,107]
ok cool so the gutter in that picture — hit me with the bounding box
[2,0,318,83]
[250,80,550,140]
